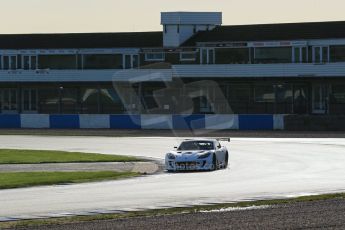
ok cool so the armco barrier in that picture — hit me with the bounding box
[0,114,21,128]
[79,115,110,129]
[21,114,50,128]
[3,114,285,130]
[110,115,141,129]
[273,114,285,130]
[205,114,239,130]
[239,114,274,130]
[141,114,173,129]
[50,115,80,129]
[172,115,205,129]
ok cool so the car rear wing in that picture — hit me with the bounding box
[216,138,230,142]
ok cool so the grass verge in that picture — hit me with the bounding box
[0,149,140,164]
[1,193,345,229]
[0,171,139,189]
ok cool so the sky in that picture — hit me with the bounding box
[1,0,345,34]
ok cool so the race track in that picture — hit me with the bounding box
[1,135,345,220]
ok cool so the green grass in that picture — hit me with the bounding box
[0,171,139,189]
[0,149,140,164]
[1,193,345,229]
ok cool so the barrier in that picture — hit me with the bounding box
[239,114,274,130]
[110,115,141,129]
[0,114,286,130]
[50,115,80,129]
[205,115,239,130]
[0,114,21,128]
[141,115,173,129]
[79,115,110,129]
[21,114,50,128]
[172,115,205,129]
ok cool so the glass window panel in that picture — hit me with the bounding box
[2,89,10,110]
[99,88,124,114]
[23,56,30,70]
[322,47,329,63]
[208,49,214,64]
[254,85,275,102]
[61,88,79,113]
[3,56,9,70]
[31,56,37,70]
[302,47,307,63]
[38,88,60,113]
[31,89,37,110]
[216,48,249,64]
[10,56,16,70]
[180,52,196,61]
[125,55,131,69]
[293,84,308,114]
[83,54,123,69]
[38,55,77,69]
[275,84,293,103]
[294,47,300,63]
[23,90,30,111]
[314,47,321,63]
[145,53,165,61]
[330,46,345,62]
[331,84,345,103]
[202,49,208,64]
[255,47,292,63]
[17,55,22,69]
[80,88,99,113]
[133,55,139,68]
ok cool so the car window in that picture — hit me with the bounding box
[178,141,214,151]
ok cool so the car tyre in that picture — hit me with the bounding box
[211,154,217,171]
[224,152,229,169]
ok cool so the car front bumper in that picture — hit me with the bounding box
[165,158,213,171]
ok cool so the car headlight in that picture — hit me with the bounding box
[198,152,211,159]
[167,153,176,160]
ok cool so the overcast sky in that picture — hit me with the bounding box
[1,0,345,34]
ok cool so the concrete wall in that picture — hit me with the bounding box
[0,114,285,130]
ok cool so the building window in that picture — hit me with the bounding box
[180,52,196,61]
[22,89,38,112]
[201,49,215,64]
[38,55,77,69]
[254,47,292,63]
[38,88,60,114]
[254,85,275,103]
[215,48,250,64]
[330,46,345,62]
[2,55,17,70]
[145,53,165,62]
[83,54,123,69]
[331,84,345,103]
[60,88,79,114]
[1,89,18,112]
[80,88,99,113]
[99,88,124,114]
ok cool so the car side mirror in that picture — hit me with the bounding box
[174,146,177,149]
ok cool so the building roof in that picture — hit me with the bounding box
[0,32,163,49]
[183,20,345,46]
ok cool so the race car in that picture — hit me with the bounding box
[165,138,230,172]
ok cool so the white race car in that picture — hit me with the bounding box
[165,138,230,172]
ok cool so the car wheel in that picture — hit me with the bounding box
[224,152,229,169]
[212,154,217,171]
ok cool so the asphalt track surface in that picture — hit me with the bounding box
[1,135,345,220]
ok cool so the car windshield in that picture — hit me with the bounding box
[178,141,214,151]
